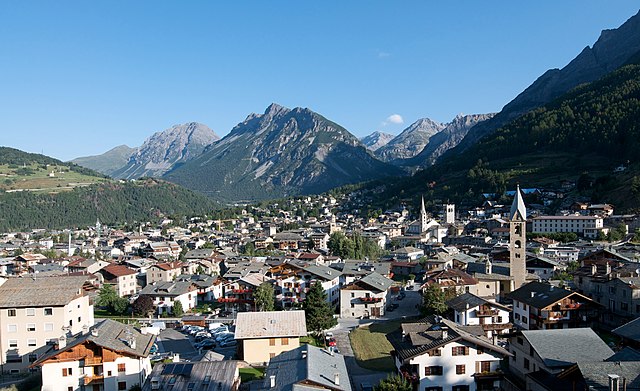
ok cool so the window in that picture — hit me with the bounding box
[424,366,443,376]
[7,324,17,333]
[44,323,54,332]
[108,371,112,376]
[7,309,16,317]
[512,350,517,362]
[62,368,73,376]
[522,317,528,324]
[477,361,491,373]
[26,308,35,316]
[6,355,21,363]
[452,386,470,391]
[621,302,629,311]
[8,340,17,348]
[524,358,530,370]
[477,346,485,355]
[452,346,469,356]
[351,293,354,298]
[44,308,53,316]
[27,324,36,332]
[118,381,127,390]
[428,348,441,356]
[456,364,466,374]
[351,303,354,308]
[27,339,36,347]
[269,338,276,346]
[281,338,289,345]
[269,353,275,359]
[68,387,73,391]
[118,363,126,372]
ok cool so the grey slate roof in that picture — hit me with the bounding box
[357,272,393,292]
[235,310,307,339]
[142,360,239,391]
[139,281,195,297]
[0,275,89,307]
[606,347,640,362]
[575,361,640,390]
[263,344,352,391]
[612,317,640,343]
[522,328,614,369]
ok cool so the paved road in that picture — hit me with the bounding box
[330,284,422,390]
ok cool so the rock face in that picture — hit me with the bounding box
[375,118,445,162]
[163,104,402,202]
[111,122,219,179]
[71,145,136,176]
[406,113,495,167]
[451,10,640,155]
[360,131,395,151]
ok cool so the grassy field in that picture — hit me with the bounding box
[350,320,401,372]
[0,163,106,192]
[239,367,265,383]
[300,335,323,347]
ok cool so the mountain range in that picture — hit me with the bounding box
[68,9,640,208]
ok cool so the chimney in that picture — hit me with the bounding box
[591,264,597,276]
[334,373,340,386]
[58,335,66,349]
[608,374,619,391]
[82,324,89,335]
[441,327,448,339]
[530,291,536,298]
[91,328,99,337]
[269,375,276,388]
[301,350,307,359]
[606,263,612,275]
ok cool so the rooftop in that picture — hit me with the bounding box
[0,275,89,307]
[235,310,307,339]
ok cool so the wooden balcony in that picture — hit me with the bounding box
[83,357,103,366]
[83,374,104,385]
[476,309,499,317]
[481,323,512,331]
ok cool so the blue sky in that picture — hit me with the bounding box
[1,1,639,161]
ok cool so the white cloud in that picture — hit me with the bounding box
[377,51,391,58]
[382,114,404,126]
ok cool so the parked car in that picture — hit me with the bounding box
[218,339,237,348]
[149,343,159,354]
[195,339,216,350]
[215,332,234,342]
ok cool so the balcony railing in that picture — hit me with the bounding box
[83,374,104,385]
[83,357,103,366]
[481,323,512,331]
[359,297,382,303]
[476,309,499,317]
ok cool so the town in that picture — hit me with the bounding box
[0,185,639,391]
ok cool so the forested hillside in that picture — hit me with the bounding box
[0,179,219,231]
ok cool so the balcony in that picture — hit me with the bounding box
[359,297,382,303]
[481,323,512,331]
[476,309,499,317]
[83,357,103,366]
[83,374,104,385]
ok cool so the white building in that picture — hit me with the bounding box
[532,215,604,238]
[0,276,94,373]
[139,281,198,315]
[446,293,511,339]
[339,272,393,319]
[35,319,155,391]
[390,317,511,391]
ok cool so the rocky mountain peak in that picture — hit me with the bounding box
[374,117,445,162]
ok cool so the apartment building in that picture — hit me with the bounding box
[97,264,138,297]
[0,276,94,373]
[339,272,392,319]
[145,261,182,285]
[531,215,604,238]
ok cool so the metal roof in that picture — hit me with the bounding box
[235,310,307,339]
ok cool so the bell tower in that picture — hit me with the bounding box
[509,185,527,289]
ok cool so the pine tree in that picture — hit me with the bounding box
[302,282,337,333]
[422,283,448,315]
[375,374,412,391]
[254,282,275,311]
[172,300,184,317]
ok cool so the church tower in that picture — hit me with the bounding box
[509,185,527,289]
[420,196,428,233]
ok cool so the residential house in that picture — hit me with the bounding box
[139,281,198,315]
[389,316,511,391]
[267,261,341,309]
[391,246,425,261]
[446,293,511,339]
[508,328,613,385]
[0,276,94,373]
[142,360,240,391]
[340,272,393,318]
[97,264,138,297]
[141,241,181,259]
[234,310,307,365]
[221,273,270,313]
[260,345,351,391]
[526,254,565,281]
[35,319,154,391]
[145,261,183,285]
[508,282,600,330]
[66,258,110,275]
[422,268,479,296]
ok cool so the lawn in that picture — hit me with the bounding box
[239,367,265,383]
[349,320,401,372]
[300,335,323,347]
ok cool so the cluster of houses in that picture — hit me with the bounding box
[1,189,640,390]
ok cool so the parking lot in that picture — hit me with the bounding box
[156,324,237,362]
